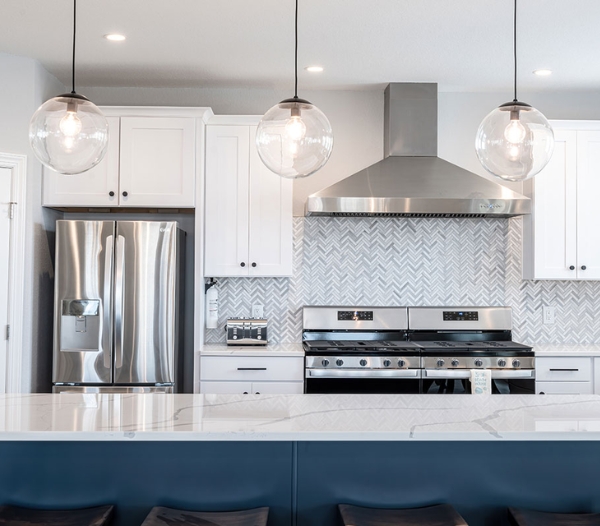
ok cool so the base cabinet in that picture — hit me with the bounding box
[535,356,593,394]
[199,354,304,394]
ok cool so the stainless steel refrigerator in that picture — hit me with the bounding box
[52,220,184,393]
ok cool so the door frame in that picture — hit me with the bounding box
[0,153,27,393]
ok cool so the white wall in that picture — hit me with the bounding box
[81,86,385,216]
[0,53,64,392]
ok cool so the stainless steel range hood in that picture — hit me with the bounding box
[306,83,531,218]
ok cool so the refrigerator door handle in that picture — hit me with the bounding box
[115,234,125,369]
[102,235,113,369]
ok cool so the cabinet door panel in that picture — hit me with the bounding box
[119,117,195,207]
[576,131,600,279]
[251,381,304,394]
[536,381,593,395]
[199,381,252,394]
[43,117,120,207]
[527,130,577,279]
[205,126,250,276]
[248,127,293,277]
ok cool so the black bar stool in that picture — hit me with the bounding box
[141,506,269,526]
[509,507,600,526]
[0,504,114,525]
[339,503,468,526]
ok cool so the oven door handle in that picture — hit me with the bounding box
[306,369,419,379]
[424,369,534,379]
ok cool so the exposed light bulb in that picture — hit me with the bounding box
[504,119,526,144]
[59,111,82,137]
[285,115,306,142]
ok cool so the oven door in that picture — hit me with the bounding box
[305,369,421,394]
[422,369,535,394]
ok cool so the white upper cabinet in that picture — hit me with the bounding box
[43,108,209,209]
[42,117,121,207]
[523,122,600,280]
[204,120,293,277]
[119,117,196,207]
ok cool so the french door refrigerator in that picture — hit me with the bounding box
[52,220,184,393]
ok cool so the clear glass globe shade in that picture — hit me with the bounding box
[256,99,333,179]
[475,103,554,182]
[29,95,109,175]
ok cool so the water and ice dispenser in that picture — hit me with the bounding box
[60,299,101,352]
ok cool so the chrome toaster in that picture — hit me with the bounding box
[226,318,268,345]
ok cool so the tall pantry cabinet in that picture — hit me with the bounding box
[523,121,600,280]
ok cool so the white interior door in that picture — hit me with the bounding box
[0,167,12,393]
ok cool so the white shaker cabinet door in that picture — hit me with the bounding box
[248,127,293,277]
[119,117,196,207]
[205,125,251,276]
[251,382,304,394]
[42,116,121,207]
[576,131,600,280]
[523,129,577,279]
[199,381,253,394]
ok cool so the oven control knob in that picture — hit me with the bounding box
[336,359,344,367]
[436,359,445,367]
[451,359,460,367]
[321,359,330,367]
[474,359,483,367]
[512,359,521,368]
[498,359,507,367]
[360,359,368,367]
[383,359,391,367]
[397,359,406,367]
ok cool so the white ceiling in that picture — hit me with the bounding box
[1,0,599,92]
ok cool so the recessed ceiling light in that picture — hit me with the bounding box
[104,34,126,42]
[305,66,324,73]
[533,69,552,76]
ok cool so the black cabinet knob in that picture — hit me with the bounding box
[109,191,115,197]
[540,392,545,395]
[582,265,587,270]
[122,191,128,197]
[243,392,248,394]
[251,262,257,267]
[569,265,575,270]
[255,392,260,395]
[240,262,246,267]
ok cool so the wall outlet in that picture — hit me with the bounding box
[252,304,264,318]
[543,306,556,325]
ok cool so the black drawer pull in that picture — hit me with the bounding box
[237,367,267,371]
[549,368,580,372]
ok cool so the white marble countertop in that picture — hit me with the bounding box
[198,343,304,357]
[2,393,600,441]
[533,344,600,357]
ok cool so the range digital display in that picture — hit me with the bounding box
[337,311,374,321]
[443,311,479,321]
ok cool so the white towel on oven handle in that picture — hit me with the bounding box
[470,369,492,394]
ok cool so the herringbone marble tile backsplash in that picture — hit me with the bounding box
[205,217,600,345]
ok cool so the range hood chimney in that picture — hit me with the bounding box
[305,83,531,217]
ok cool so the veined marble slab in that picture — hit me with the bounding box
[534,344,600,357]
[198,344,304,357]
[1,394,600,441]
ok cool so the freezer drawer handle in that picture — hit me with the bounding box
[549,368,579,372]
[237,367,267,371]
[114,235,125,369]
[102,235,113,369]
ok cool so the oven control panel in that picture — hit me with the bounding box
[443,311,479,321]
[337,310,374,321]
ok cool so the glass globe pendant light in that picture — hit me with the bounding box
[475,0,554,182]
[256,0,333,179]
[29,0,109,175]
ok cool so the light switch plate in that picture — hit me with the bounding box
[252,304,264,318]
[543,306,556,325]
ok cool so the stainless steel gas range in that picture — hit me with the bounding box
[302,306,534,395]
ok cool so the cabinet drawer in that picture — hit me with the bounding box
[536,381,593,395]
[535,357,592,382]
[200,356,304,382]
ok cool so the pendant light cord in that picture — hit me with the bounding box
[294,0,298,99]
[513,0,517,102]
[71,0,77,94]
